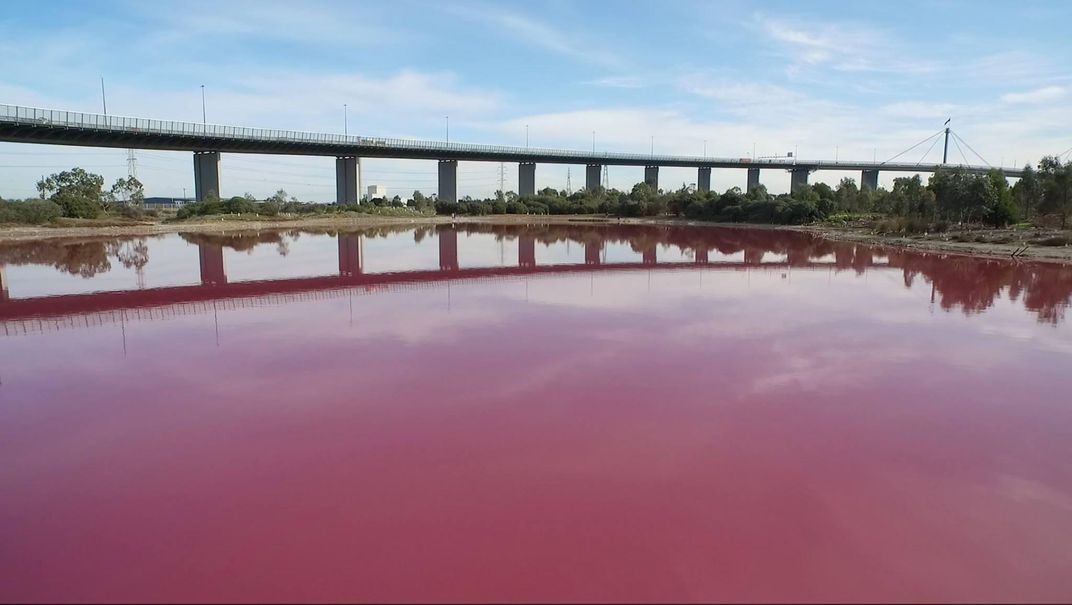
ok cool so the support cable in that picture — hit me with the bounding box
[951,136,970,167]
[917,135,942,166]
[881,129,945,165]
[952,131,991,168]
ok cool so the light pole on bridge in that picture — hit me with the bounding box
[200,85,206,124]
[445,116,449,144]
[344,104,348,135]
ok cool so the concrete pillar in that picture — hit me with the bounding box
[438,160,458,203]
[338,234,364,276]
[519,234,536,267]
[193,151,221,201]
[586,164,603,193]
[790,167,810,191]
[642,245,657,265]
[336,156,359,204]
[644,166,659,190]
[198,244,227,286]
[698,167,712,193]
[861,169,879,192]
[519,163,536,198]
[585,242,601,265]
[744,247,763,265]
[695,248,709,264]
[439,227,458,271]
[0,265,8,302]
[746,167,761,192]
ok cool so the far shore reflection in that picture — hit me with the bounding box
[1,223,1070,326]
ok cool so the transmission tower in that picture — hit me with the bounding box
[602,165,609,190]
[566,167,573,196]
[499,162,505,194]
[126,149,137,179]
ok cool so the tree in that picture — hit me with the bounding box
[1013,164,1042,219]
[1038,157,1072,228]
[110,176,145,206]
[36,168,105,219]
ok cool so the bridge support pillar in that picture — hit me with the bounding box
[744,247,764,265]
[644,166,659,190]
[586,164,603,193]
[198,244,227,286]
[698,167,711,193]
[336,156,360,204]
[642,245,657,265]
[519,234,536,267]
[746,167,761,192]
[790,167,810,192]
[695,248,709,264]
[585,242,602,265]
[519,163,536,198]
[0,265,8,302]
[338,234,364,276]
[193,151,221,201]
[861,169,879,192]
[438,160,458,203]
[439,227,458,271]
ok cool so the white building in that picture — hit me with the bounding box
[367,185,387,201]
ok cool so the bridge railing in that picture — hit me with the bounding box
[0,103,1013,174]
[0,103,783,164]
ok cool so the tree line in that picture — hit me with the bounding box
[3,157,1071,230]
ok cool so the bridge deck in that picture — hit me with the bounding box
[0,104,1018,175]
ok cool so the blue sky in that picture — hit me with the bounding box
[1,0,1070,199]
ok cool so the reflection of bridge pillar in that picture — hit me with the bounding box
[336,156,360,204]
[193,151,221,201]
[746,167,761,192]
[198,244,227,285]
[338,234,364,276]
[644,166,659,190]
[695,248,709,264]
[519,163,536,198]
[519,234,536,267]
[861,169,879,192]
[698,167,711,193]
[585,242,602,265]
[438,160,458,203]
[790,167,810,191]
[439,228,458,271]
[744,247,764,265]
[586,164,603,193]
[0,265,8,302]
[642,245,657,265]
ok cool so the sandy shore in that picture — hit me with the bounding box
[2,214,1071,264]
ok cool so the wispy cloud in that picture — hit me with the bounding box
[1000,85,1066,104]
[584,76,646,89]
[753,13,942,77]
[446,3,624,69]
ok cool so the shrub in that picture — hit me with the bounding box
[0,199,64,224]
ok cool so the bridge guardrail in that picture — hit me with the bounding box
[0,103,1012,174]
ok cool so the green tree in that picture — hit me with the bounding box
[1038,157,1072,228]
[36,168,105,219]
[110,176,145,207]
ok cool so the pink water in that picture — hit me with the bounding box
[2,224,1071,602]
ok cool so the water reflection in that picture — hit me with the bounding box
[3,223,1072,601]
[1,223,1070,325]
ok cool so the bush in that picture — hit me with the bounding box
[52,191,101,218]
[0,199,64,224]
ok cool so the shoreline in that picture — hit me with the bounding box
[2,214,1070,265]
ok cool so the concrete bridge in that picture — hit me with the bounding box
[0,104,1022,203]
